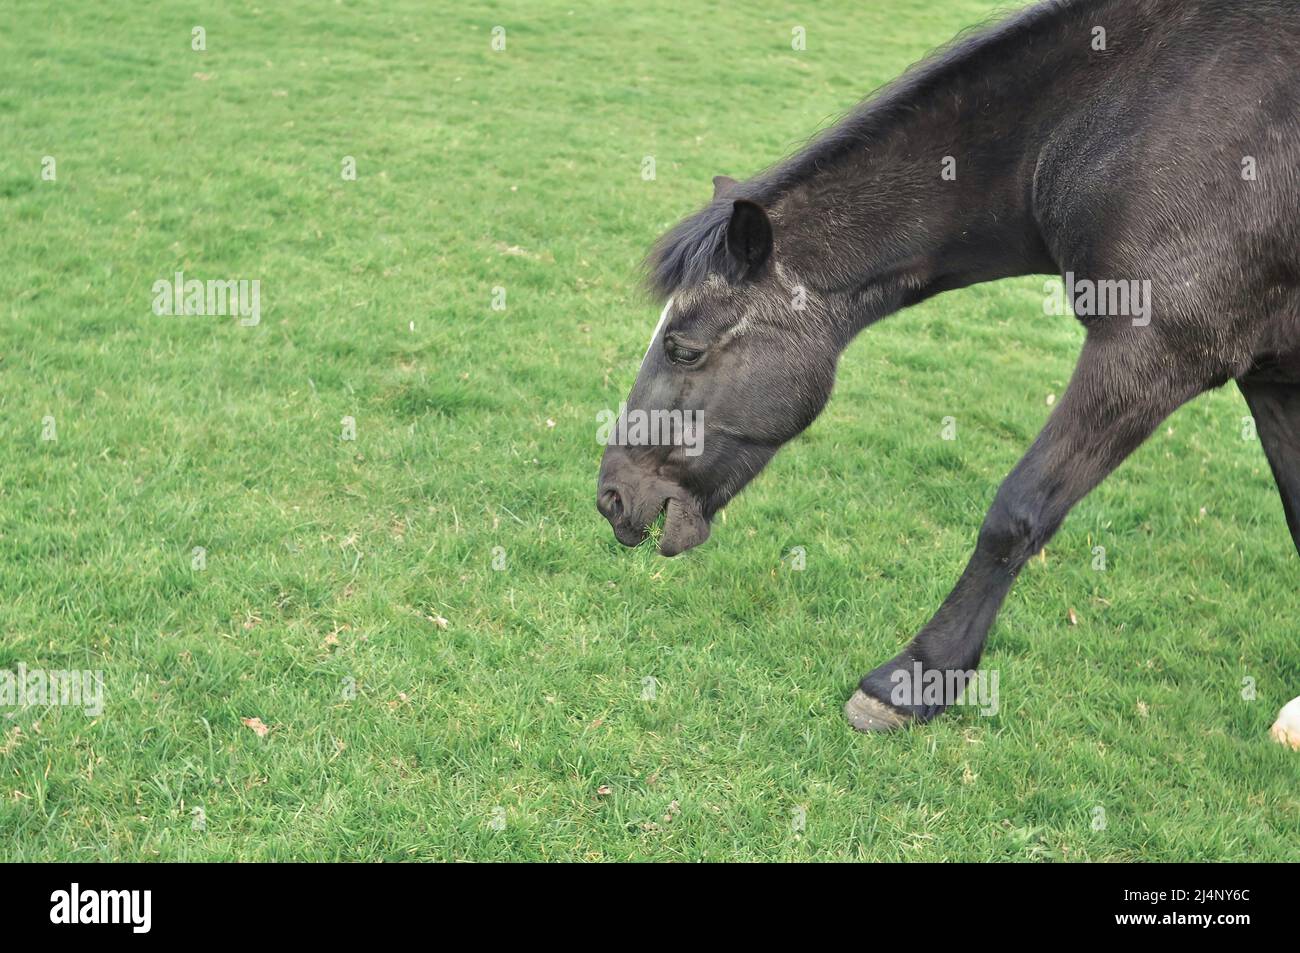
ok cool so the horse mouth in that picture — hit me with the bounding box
[597,446,714,556]
[599,487,711,556]
[658,495,711,556]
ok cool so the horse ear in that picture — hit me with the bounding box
[712,175,738,200]
[725,199,773,276]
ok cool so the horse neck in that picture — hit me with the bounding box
[767,1,1113,331]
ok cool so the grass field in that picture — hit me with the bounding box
[1,0,1296,861]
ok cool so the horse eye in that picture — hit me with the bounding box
[666,341,704,366]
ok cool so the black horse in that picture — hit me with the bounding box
[596,0,1300,740]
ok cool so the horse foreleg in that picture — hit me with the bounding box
[846,333,1207,732]
[1238,377,1300,555]
[1238,377,1300,751]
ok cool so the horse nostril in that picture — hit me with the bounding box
[599,488,623,520]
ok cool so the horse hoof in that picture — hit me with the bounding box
[1270,696,1300,751]
[843,690,912,733]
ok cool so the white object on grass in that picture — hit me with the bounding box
[1270,696,1300,751]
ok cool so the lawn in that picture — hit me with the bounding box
[0,0,1295,861]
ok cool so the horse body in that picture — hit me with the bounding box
[596,0,1300,741]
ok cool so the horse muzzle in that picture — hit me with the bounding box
[597,452,711,556]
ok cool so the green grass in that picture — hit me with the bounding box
[0,0,1296,861]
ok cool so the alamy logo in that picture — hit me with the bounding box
[596,404,705,457]
[50,884,151,933]
[1044,271,1151,326]
[890,662,999,716]
[1,664,103,716]
[152,271,261,326]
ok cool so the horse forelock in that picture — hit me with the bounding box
[644,198,740,301]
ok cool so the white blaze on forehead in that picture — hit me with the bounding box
[644,296,673,361]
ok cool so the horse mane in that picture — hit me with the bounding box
[643,0,1087,300]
